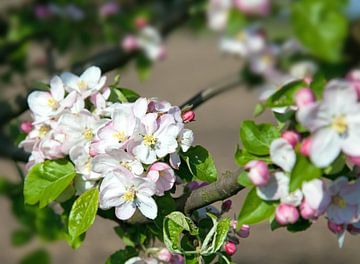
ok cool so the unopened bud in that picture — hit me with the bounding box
[245,160,270,187]
[275,204,299,225]
[327,220,344,234]
[281,131,300,148]
[237,224,250,238]
[20,121,33,133]
[300,137,312,157]
[135,16,148,29]
[295,88,315,108]
[347,224,360,235]
[224,241,237,256]
[299,199,317,220]
[182,110,195,123]
[158,248,172,262]
[347,155,360,166]
[221,200,232,213]
[121,35,138,52]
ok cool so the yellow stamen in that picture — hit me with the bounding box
[143,134,157,146]
[83,128,94,141]
[120,161,131,171]
[47,97,59,109]
[113,131,127,142]
[332,115,348,134]
[123,189,135,202]
[332,195,346,208]
[39,125,50,138]
[77,80,88,90]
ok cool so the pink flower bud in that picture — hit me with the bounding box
[121,35,139,52]
[327,220,344,234]
[347,224,360,235]
[135,17,148,29]
[20,121,33,134]
[237,224,250,238]
[170,254,184,264]
[295,87,316,108]
[245,160,270,187]
[224,241,237,256]
[158,248,172,262]
[347,155,360,166]
[182,110,195,123]
[299,199,318,220]
[304,77,312,85]
[221,200,232,213]
[34,4,52,19]
[158,45,167,61]
[281,131,300,148]
[233,0,270,16]
[230,220,237,229]
[275,204,299,225]
[99,2,119,18]
[300,137,312,157]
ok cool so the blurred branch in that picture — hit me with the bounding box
[127,169,244,224]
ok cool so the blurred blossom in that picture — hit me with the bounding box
[34,4,52,19]
[207,0,232,31]
[65,4,85,21]
[99,1,119,18]
[234,0,271,16]
[346,0,360,20]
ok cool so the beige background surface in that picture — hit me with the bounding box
[1,31,360,264]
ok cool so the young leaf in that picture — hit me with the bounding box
[20,249,50,264]
[108,86,140,103]
[237,188,275,227]
[265,80,306,108]
[11,229,33,246]
[106,247,138,264]
[237,170,254,188]
[289,154,322,192]
[181,146,218,183]
[239,121,280,156]
[24,159,76,208]
[68,188,99,241]
[234,147,271,167]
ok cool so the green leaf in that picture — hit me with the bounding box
[106,247,138,264]
[287,218,312,233]
[136,54,152,81]
[20,249,50,264]
[310,73,327,99]
[163,212,198,253]
[324,154,346,175]
[253,103,266,117]
[291,0,348,62]
[265,80,306,108]
[24,159,76,208]
[68,188,99,241]
[289,154,322,192]
[11,229,33,246]
[181,146,218,183]
[226,9,246,35]
[234,146,271,166]
[237,170,254,188]
[108,86,140,103]
[239,121,280,156]
[237,188,275,227]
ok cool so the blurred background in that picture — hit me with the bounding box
[1,0,360,263]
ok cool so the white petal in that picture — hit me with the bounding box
[310,128,341,168]
[270,138,296,172]
[302,179,331,212]
[115,202,136,220]
[60,72,80,92]
[28,91,52,116]
[80,66,101,84]
[50,75,65,101]
[136,194,158,219]
[257,172,289,201]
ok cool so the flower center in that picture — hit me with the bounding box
[113,131,127,142]
[83,128,94,141]
[47,97,59,109]
[39,125,50,138]
[77,80,88,90]
[143,134,157,146]
[332,195,346,208]
[123,189,135,202]
[120,161,131,171]
[332,115,347,134]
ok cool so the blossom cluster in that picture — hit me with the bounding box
[19,66,194,221]
[244,72,360,247]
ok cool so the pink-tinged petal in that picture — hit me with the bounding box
[115,202,136,220]
[80,66,101,84]
[296,102,325,132]
[270,138,296,172]
[342,131,360,157]
[302,179,331,213]
[133,97,148,118]
[257,172,289,201]
[324,80,358,114]
[142,113,158,134]
[61,91,78,108]
[136,194,158,219]
[60,72,80,92]
[310,128,341,168]
[169,153,181,169]
[92,154,119,174]
[133,144,157,164]
[147,170,160,182]
[28,91,53,116]
[50,75,65,101]
[100,187,125,209]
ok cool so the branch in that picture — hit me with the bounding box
[127,170,244,224]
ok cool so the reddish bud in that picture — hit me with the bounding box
[221,200,232,213]
[182,111,195,123]
[328,220,344,234]
[347,224,360,235]
[295,88,315,108]
[300,137,312,157]
[135,17,148,29]
[237,224,250,238]
[281,131,300,148]
[224,241,237,256]
[347,155,360,167]
[20,121,33,133]
[299,199,318,220]
[245,160,270,187]
[122,35,139,52]
[275,204,299,225]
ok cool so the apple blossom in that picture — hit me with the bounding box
[92,149,144,176]
[297,80,360,168]
[346,69,360,99]
[181,110,195,123]
[69,145,102,180]
[61,66,106,99]
[147,162,175,196]
[234,0,270,16]
[275,203,299,225]
[122,35,139,52]
[207,0,232,31]
[295,88,316,108]
[99,169,157,220]
[270,138,296,173]
[73,175,97,195]
[20,121,33,134]
[99,2,119,18]
[281,131,300,148]
[137,26,166,61]
[158,248,172,262]
[300,137,312,157]
[245,160,270,186]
